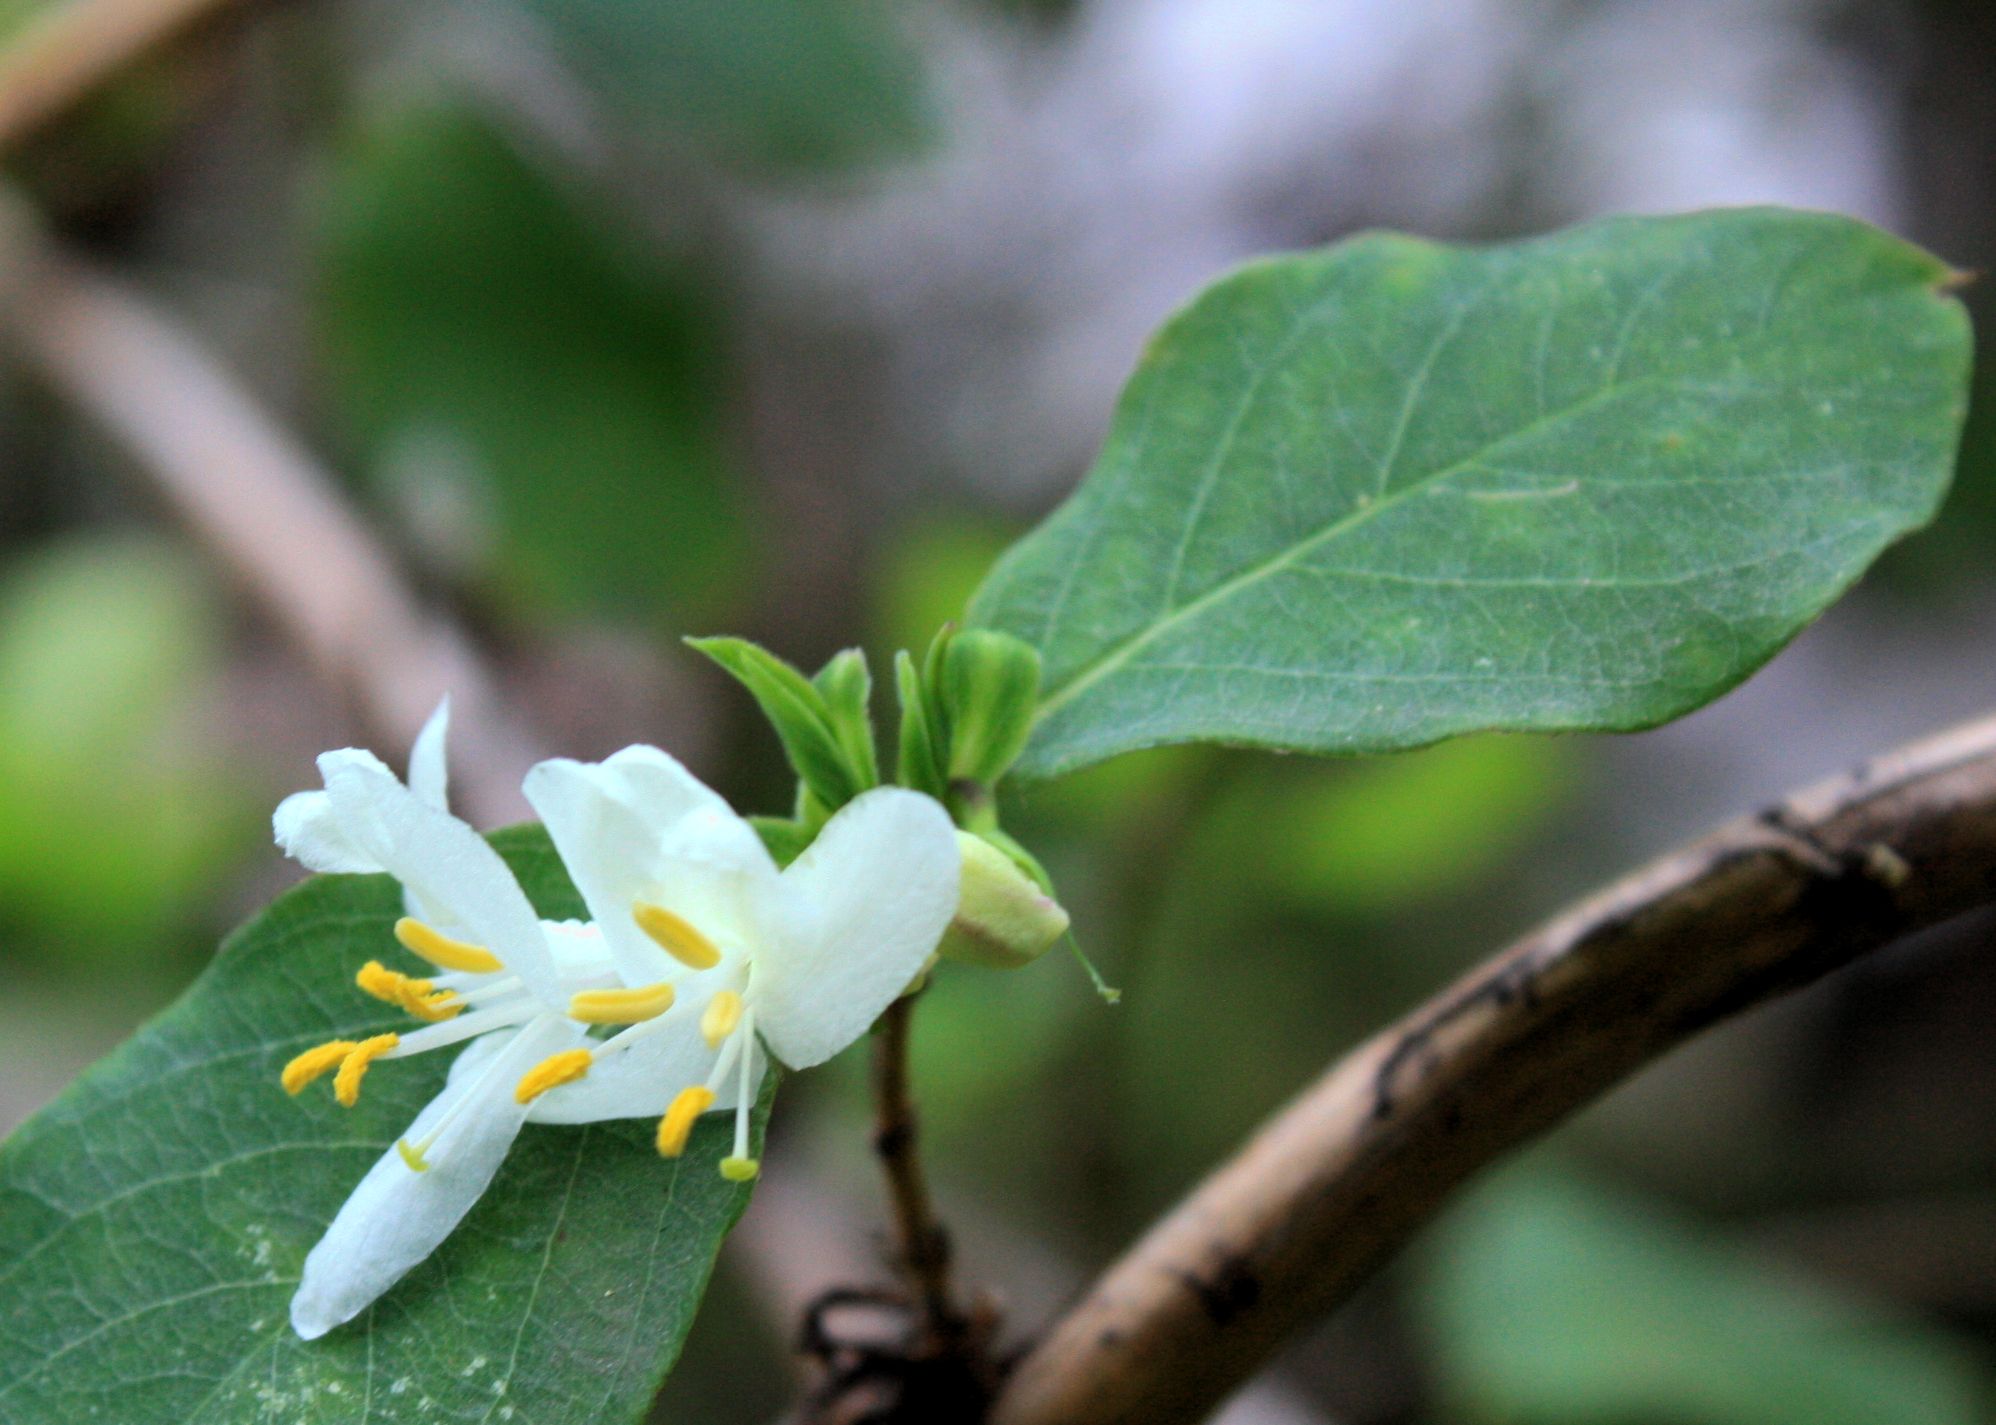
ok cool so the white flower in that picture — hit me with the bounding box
[521,745,961,1183]
[275,706,667,1340]
[273,713,960,1341]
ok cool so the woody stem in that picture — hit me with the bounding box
[870,992,963,1346]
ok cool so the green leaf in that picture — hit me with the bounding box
[514,0,930,172]
[969,209,1972,777]
[813,648,881,792]
[1417,1163,1991,1425]
[893,649,948,800]
[688,635,859,808]
[0,826,771,1424]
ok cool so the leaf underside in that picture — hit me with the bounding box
[969,208,1973,777]
[0,827,770,1424]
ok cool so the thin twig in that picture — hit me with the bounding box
[871,993,963,1343]
[991,708,1996,1425]
[0,0,246,151]
[0,194,540,820]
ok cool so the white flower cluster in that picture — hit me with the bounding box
[274,703,960,1340]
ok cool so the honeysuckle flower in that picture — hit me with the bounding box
[273,713,960,1340]
[274,708,658,1340]
[520,745,961,1183]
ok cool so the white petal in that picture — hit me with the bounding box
[407,697,451,811]
[273,790,383,874]
[757,789,959,1069]
[525,1014,756,1124]
[522,756,680,985]
[523,748,785,983]
[288,1015,583,1339]
[320,750,561,1003]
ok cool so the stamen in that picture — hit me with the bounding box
[394,917,503,975]
[631,902,722,970]
[385,1001,540,1058]
[656,1086,715,1157]
[514,1049,593,1104]
[567,982,676,1025]
[720,1010,759,1183]
[356,961,462,1023]
[282,1040,357,1095]
[700,990,744,1048]
[333,1034,400,1106]
[394,1036,516,1173]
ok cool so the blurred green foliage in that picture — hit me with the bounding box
[1419,1162,1993,1425]
[0,537,249,958]
[316,100,748,626]
[514,0,931,172]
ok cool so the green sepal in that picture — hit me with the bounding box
[688,635,859,808]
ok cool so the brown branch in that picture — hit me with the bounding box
[871,993,964,1344]
[0,0,246,151]
[991,709,1996,1425]
[0,194,540,820]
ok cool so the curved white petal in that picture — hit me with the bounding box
[288,1015,583,1339]
[524,747,785,983]
[407,698,451,811]
[273,790,383,874]
[522,756,680,985]
[757,789,959,1069]
[319,750,560,1004]
[525,1014,760,1124]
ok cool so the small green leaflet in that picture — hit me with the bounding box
[969,208,1972,777]
[0,827,771,1424]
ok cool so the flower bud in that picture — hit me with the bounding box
[936,830,1070,969]
[939,630,1042,785]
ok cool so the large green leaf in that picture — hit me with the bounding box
[969,209,1972,777]
[1417,1164,1991,1425]
[0,827,771,1424]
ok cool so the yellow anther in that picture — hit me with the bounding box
[514,1049,593,1104]
[700,990,744,1049]
[396,1139,431,1173]
[656,1086,715,1157]
[282,1040,357,1095]
[332,1034,400,1107]
[719,1156,761,1183]
[567,982,676,1025]
[356,961,463,1023]
[409,989,464,1022]
[394,918,502,975]
[632,902,722,970]
[357,959,421,1003]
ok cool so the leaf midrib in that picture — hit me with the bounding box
[1034,364,1726,722]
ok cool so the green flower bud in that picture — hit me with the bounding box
[938,630,1042,785]
[936,830,1070,969]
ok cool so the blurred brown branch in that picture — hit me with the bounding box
[0,195,540,820]
[0,0,244,150]
[992,709,1996,1425]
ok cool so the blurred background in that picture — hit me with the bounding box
[2,0,1995,1420]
